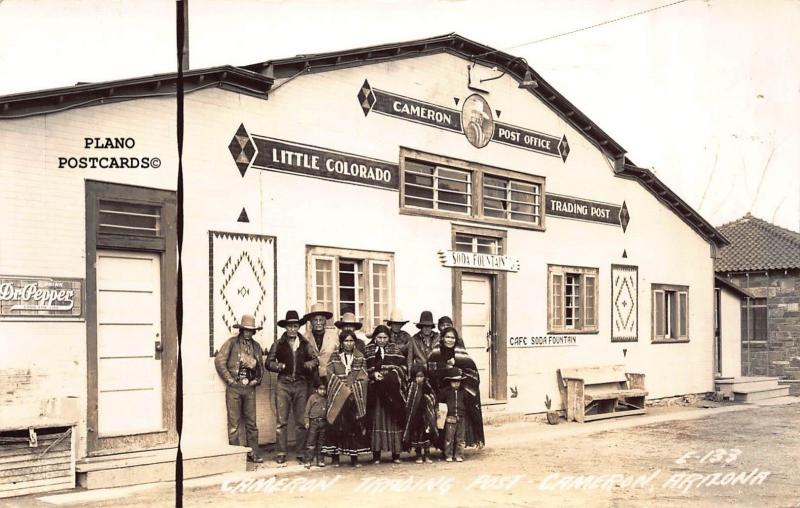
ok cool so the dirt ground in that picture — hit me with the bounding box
[8,402,800,508]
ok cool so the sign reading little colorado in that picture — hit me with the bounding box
[438,250,520,272]
[0,277,83,318]
[250,136,399,190]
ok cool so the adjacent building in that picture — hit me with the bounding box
[715,214,800,387]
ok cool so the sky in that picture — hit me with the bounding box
[1,0,797,232]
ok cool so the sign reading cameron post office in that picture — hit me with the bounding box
[0,277,83,318]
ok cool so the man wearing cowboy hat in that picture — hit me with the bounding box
[334,311,367,353]
[385,309,412,356]
[266,310,319,465]
[214,314,265,463]
[303,303,339,388]
[407,310,440,372]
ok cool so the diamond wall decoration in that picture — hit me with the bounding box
[619,201,630,232]
[558,135,570,162]
[209,231,276,356]
[228,124,256,177]
[611,264,638,342]
[357,79,376,116]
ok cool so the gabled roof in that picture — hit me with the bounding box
[242,33,727,248]
[242,33,628,161]
[0,33,727,248]
[715,214,800,272]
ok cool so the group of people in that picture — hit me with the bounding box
[214,306,485,468]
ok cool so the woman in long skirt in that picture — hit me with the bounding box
[364,324,407,463]
[322,331,370,467]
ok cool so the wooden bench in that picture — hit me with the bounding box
[558,365,647,423]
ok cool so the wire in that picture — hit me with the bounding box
[503,0,689,50]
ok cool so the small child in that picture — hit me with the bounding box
[440,368,467,463]
[304,382,328,468]
[402,365,437,464]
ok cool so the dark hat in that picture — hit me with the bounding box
[367,324,392,339]
[437,315,454,328]
[415,310,436,329]
[233,314,262,331]
[443,367,464,381]
[334,312,363,330]
[277,310,306,328]
[410,364,427,377]
[304,303,333,321]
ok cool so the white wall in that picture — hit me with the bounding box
[0,97,177,458]
[719,287,743,378]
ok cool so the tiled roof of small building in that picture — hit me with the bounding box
[715,214,800,272]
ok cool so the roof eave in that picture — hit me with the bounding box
[0,66,273,119]
[618,163,729,248]
[243,33,627,160]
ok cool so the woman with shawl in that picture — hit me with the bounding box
[427,326,485,450]
[401,364,438,464]
[322,330,370,467]
[364,324,408,463]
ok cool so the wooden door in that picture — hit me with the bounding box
[95,251,163,438]
[460,273,493,400]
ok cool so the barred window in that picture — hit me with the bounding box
[548,265,598,333]
[454,233,502,255]
[403,160,471,214]
[483,175,541,224]
[741,298,767,342]
[400,149,545,231]
[98,201,161,236]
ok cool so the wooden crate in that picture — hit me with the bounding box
[0,423,75,499]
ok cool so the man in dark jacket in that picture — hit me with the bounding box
[214,314,265,463]
[267,310,319,465]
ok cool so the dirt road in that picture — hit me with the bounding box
[10,402,800,508]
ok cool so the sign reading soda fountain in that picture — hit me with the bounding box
[0,277,84,318]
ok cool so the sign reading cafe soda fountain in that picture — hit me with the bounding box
[0,277,83,318]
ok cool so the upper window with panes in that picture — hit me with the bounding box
[400,150,545,231]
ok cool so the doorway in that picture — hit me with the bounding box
[460,273,494,401]
[85,181,177,455]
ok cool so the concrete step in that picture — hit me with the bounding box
[715,377,780,399]
[76,445,247,489]
[784,368,800,381]
[778,379,800,396]
[733,386,791,403]
[772,361,790,377]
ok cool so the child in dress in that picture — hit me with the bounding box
[401,365,438,464]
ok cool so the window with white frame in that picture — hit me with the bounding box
[652,284,689,342]
[548,265,598,333]
[400,149,545,231]
[482,175,541,225]
[403,159,472,214]
[308,247,394,330]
